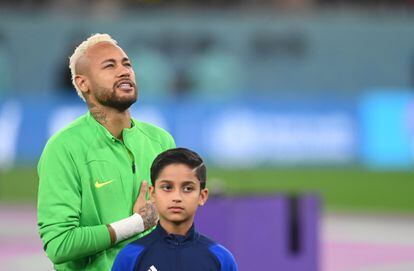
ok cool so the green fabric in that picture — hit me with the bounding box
[37,111,175,270]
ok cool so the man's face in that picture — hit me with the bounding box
[150,163,208,225]
[79,42,137,111]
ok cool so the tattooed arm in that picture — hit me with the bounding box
[133,181,159,230]
[136,202,158,230]
[107,181,158,245]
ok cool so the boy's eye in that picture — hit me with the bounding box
[160,184,172,191]
[183,186,194,192]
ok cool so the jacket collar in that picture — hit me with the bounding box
[156,222,197,246]
[86,111,137,143]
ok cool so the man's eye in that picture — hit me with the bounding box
[104,64,114,69]
[124,62,132,67]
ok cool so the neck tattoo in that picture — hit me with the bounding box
[89,103,108,125]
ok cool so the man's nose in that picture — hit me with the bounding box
[117,65,131,77]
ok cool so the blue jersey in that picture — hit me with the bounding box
[112,223,238,271]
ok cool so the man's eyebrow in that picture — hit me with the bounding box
[100,59,116,65]
[100,57,130,65]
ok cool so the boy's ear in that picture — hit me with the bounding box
[198,188,209,206]
[149,185,155,202]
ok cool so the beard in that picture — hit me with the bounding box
[93,83,138,112]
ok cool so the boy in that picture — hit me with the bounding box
[112,148,238,271]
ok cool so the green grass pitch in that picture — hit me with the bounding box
[1,167,413,213]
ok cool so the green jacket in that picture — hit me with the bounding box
[37,112,175,270]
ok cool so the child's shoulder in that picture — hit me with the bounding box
[196,232,237,269]
[196,232,216,246]
[112,230,160,269]
[133,229,160,247]
[197,233,234,258]
[118,228,159,256]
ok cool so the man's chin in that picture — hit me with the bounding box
[104,98,137,112]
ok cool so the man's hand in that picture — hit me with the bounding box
[133,181,158,230]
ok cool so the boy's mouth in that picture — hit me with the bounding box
[168,206,184,212]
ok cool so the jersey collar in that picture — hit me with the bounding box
[86,111,137,143]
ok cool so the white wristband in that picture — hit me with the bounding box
[110,213,145,244]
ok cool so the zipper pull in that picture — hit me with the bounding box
[132,162,136,174]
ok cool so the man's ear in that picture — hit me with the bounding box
[198,188,209,206]
[74,75,89,96]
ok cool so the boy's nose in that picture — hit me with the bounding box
[172,192,183,203]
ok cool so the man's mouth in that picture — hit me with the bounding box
[115,80,135,91]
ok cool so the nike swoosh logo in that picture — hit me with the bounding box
[95,180,113,189]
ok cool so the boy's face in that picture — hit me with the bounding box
[150,163,208,226]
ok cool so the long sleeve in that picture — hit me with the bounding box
[37,138,111,264]
[209,244,238,271]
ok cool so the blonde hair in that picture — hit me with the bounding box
[69,33,118,101]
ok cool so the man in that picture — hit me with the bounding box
[112,148,238,271]
[37,33,175,270]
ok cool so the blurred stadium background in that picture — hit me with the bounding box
[1,0,414,270]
